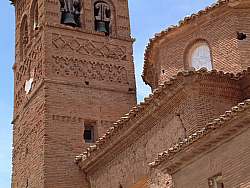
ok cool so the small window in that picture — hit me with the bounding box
[84,121,96,143]
[187,41,212,71]
[208,174,224,188]
[33,2,39,30]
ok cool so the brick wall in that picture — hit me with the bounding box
[12,87,45,188]
[236,9,250,70]
[145,5,250,89]
[158,10,241,84]
[12,0,136,187]
[43,79,136,187]
[86,74,244,188]
[41,0,136,187]
[172,128,250,188]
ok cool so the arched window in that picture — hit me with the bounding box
[30,0,39,31]
[33,1,39,29]
[187,41,213,71]
[94,1,111,36]
[20,15,29,61]
[59,0,81,27]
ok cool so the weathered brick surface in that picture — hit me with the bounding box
[12,0,136,187]
[158,10,241,85]
[12,87,45,188]
[11,0,250,188]
[143,4,250,89]
[236,8,250,69]
[83,73,247,188]
[173,128,250,188]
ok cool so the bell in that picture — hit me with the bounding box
[62,12,77,27]
[96,21,108,33]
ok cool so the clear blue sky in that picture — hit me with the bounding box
[0,0,215,187]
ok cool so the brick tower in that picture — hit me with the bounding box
[11,0,136,187]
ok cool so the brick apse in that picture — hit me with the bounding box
[10,0,250,188]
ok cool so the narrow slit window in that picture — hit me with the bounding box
[33,2,39,30]
[83,121,96,143]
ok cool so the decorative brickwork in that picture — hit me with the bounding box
[76,68,250,188]
[11,0,250,188]
[143,0,250,89]
[52,33,128,61]
[12,0,135,187]
[51,56,129,84]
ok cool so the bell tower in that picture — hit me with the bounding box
[11,0,136,187]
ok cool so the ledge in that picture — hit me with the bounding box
[75,67,250,172]
[148,98,250,173]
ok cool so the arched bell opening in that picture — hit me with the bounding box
[92,0,117,36]
[20,15,29,62]
[94,1,111,36]
[59,0,82,27]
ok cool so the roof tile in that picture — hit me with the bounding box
[142,0,230,85]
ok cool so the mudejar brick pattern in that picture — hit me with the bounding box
[10,0,250,188]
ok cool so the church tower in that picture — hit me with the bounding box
[11,0,136,187]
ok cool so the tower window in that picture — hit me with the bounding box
[187,41,212,71]
[94,1,111,36]
[33,1,39,30]
[59,0,81,27]
[84,121,96,143]
[31,0,39,32]
[208,174,224,188]
[20,15,29,61]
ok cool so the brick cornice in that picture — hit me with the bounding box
[142,0,231,87]
[45,23,133,43]
[149,99,250,174]
[75,68,249,172]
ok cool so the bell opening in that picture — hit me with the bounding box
[95,21,110,36]
[61,12,78,27]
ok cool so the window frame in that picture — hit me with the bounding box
[83,120,97,143]
[185,40,213,71]
[92,0,117,37]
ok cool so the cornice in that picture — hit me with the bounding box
[142,0,231,86]
[45,23,133,43]
[75,67,250,172]
[149,99,250,173]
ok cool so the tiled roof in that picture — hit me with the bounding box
[75,67,250,168]
[142,0,230,84]
[149,98,250,169]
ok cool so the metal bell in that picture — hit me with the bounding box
[62,12,77,27]
[96,21,108,33]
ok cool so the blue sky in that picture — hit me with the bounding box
[0,0,215,187]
